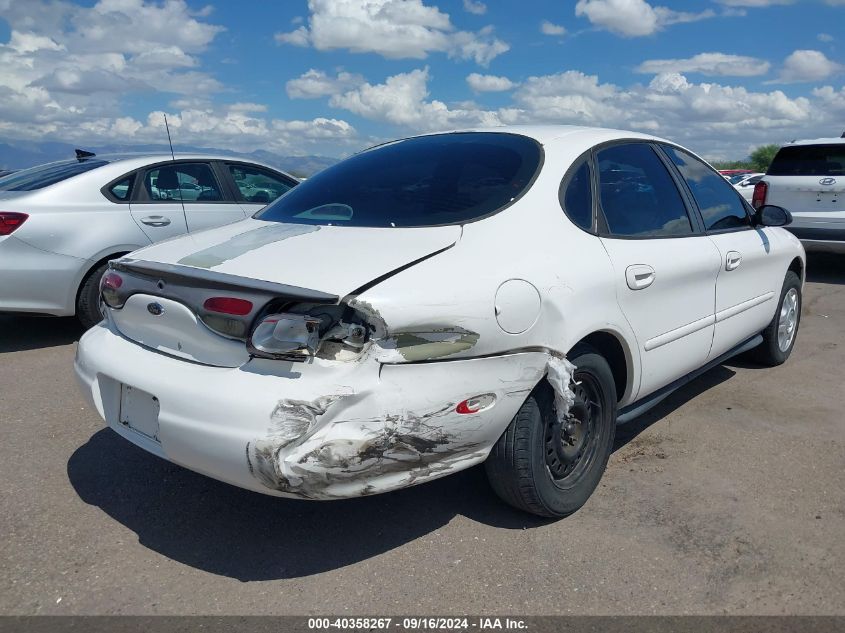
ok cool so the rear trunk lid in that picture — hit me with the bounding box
[107,219,461,366]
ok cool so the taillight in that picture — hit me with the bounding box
[249,313,322,359]
[100,271,124,308]
[752,181,768,209]
[203,297,253,316]
[0,212,28,236]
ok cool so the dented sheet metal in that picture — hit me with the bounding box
[239,351,559,499]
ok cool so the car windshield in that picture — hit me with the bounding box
[768,144,845,176]
[255,132,542,227]
[0,159,109,191]
[728,174,748,184]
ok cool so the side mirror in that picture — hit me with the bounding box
[753,205,792,227]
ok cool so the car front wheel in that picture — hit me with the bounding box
[751,270,802,366]
[485,345,617,518]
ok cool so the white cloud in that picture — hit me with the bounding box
[466,73,517,92]
[636,52,770,77]
[776,49,843,83]
[817,33,834,43]
[540,20,567,36]
[0,1,357,156]
[274,26,310,47]
[575,0,714,37]
[463,0,487,15]
[329,67,501,131]
[273,0,509,66]
[286,69,366,99]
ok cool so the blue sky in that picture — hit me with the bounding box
[0,0,843,160]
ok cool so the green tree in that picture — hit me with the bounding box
[749,144,780,172]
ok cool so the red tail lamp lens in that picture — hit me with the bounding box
[203,297,253,316]
[101,272,123,290]
[752,181,768,209]
[0,212,28,236]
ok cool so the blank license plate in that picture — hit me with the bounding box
[119,384,160,441]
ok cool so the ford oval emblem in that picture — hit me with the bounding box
[819,177,836,186]
[147,302,164,316]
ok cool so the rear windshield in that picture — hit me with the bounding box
[255,133,542,227]
[768,144,845,176]
[0,159,109,191]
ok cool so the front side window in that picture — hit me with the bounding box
[596,143,693,237]
[144,163,223,202]
[256,133,542,227]
[662,146,750,232]
[560,158,593,231]
[768,144,845,176]
[0,159,109,191]
[228,164,294,204]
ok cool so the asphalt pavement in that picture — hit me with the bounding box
[1,253,843,615]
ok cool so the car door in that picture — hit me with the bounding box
[594,142,722,400]
[224,162,298,216]
[176,162,246,233]
[660,145,786,360]
[128,164,189,242]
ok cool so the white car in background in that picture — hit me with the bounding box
[75,126,805,518]
[0,153,298,327]
[752,136,845,253]
[730,172,765,202]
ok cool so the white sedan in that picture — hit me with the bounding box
[75,126,805,517]
[0,153,298,327]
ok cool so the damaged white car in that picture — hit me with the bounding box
[75,127,805,517]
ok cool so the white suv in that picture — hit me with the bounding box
[753,136,845,253]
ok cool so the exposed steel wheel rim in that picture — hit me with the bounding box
[777,287,799,352]
[544,372,603,485]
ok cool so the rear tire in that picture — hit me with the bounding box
[750,271,802,366]
[76,261,108,329]
[485,345,617,518]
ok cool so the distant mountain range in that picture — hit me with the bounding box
[0,140,338,177]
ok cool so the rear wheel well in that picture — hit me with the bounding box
[788,257,803,283]
[571,332,628,403]
[76,252,129,303]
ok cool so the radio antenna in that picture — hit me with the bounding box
[164,114,176,161]
[162,113,185,214]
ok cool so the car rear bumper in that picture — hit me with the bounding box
[0,236,84,316]
[74,323,547,499]
[785,226,845,254]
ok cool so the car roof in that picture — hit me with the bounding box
[422,124,667,145]
[784,137,845,147]
[93,153,286,171]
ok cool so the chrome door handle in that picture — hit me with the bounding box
[726,251,742,271]
[140,216,171,227]
[625,264,656,290]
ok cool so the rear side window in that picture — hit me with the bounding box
[227,164,295,204]
[144,163,223,202]
[768,144,845,176]
[662,146,750,232]
[0,159,108,191]
[108,175,134,201]
[596,143,692,238]
[255,133,542,227]
[560,158,593,231]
